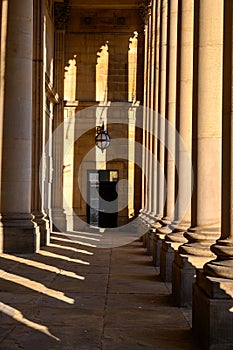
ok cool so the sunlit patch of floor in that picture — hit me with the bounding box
[48,243,94,255]
[58,232,102,241]
[0,302,60,341]
[1,254,85,280]
[51,236,97,248]
[0,269,74,304]
[67,230,103,237]
[38,250,90,265]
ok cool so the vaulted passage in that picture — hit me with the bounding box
[0,0,232,349]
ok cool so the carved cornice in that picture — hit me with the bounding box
[54,1,70,30]
[138,0,152,26]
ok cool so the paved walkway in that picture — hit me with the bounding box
[0,231,198,349]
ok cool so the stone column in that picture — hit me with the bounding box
[167,0,194,244]
[140,18,148,214]
[157,0,178,234]
[142,11,152,247]
[152,0,161,221]
[158,0,179,282]
[0,0,40,253]
[138,0,152,242]
[167,0,194,303]
[51,2,70,232]
[151,0,162,265]
[0,0,7,253]
[173,0,223,306]
[145,10,152,222]
[146,0,158,254]
[138,19,148,240]
[192,1,233,347]
[156,0,168,220]
[32,0,50,246]
[152,0,169,267]
[147,1,155,223]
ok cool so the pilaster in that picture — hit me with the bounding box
[32,0,50,246]
[51,1,70,232]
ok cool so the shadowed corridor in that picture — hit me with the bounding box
[0,232,198,349]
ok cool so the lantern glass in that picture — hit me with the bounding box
[95,130,110,152]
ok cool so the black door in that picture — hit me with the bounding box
[87,170,118,228]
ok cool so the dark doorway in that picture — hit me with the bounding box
[87,170,118,228]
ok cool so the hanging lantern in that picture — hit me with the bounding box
[95,121,110,152]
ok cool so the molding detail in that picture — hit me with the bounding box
[54,1,70,30]
[46,0,53,15]
[138,0,151,26]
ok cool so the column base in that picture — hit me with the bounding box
[160,240,175,282]
[137,214,147,239]
[147,213,157,226]
[193,270,233,350]
[166,226,188,246]
[145,228,154,256]
[172,251,196,307]
[141,219,150,247]
[157,225,173,235]
[152,233,165,267]
[0,213,40,253]
[64,211,75,232]
[52,208,67,232]
[33,211,50,247]
[159,216,171,225]
[142,231,148,248]
[156,216,172,235]
[152,220,162,229]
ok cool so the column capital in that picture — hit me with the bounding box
[139,0,152,27]
[54,1,70,30]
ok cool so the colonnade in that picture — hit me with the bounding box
[0,0,232,348]
[139,0,233,349]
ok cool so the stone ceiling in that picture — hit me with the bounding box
[69,0,140,9]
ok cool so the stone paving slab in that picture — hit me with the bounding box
[51,273,108,293]
[108,274,169,294]
[106,293,172,309]
[102,328,197,350]
[0,237,198,350]
[104,307,188,329]
[0,325,103,350]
